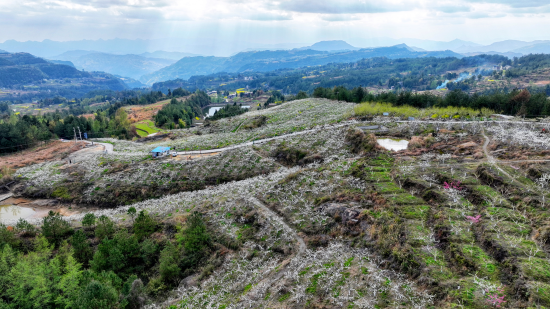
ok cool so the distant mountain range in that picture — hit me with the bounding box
[51,51,177,79]
[140,44,462,85]
[0,52,133,100]
[138,51,199,60]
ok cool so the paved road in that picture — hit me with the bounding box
[176,121,356,155]
[0,193,13,203]
[60,139,114,154]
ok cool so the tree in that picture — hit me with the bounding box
[0,224,19,250]
[95,215,115,240]
[82,213,96,230]
[295,91,308,100]
[127,207,137,222]
[74,280,119,309]
[133,210,157,240]
[72,230,93,265]
[42,211,72,247]
[178,211,211,255]
[15,218,36,237]
[159,242,180,284]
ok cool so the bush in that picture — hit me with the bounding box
[95,215,115,240]
[133,210,157,240]
[42,211,73,247]
[271,144,309,166]
[345,128,377,154]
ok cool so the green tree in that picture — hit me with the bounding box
[127,207,137,222]
[95,215,115,240]
[178,211,211,255]
[72,230,93,265]
[133,210,157,240]
[159,242,180,284]
[74,280,119,309]
[42,211,73,247]
[15,218,36,237]
[0,223,19,250]
[82,213,96,229]
[295,91,308,100]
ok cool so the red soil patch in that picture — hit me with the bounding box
[0,141,86,170]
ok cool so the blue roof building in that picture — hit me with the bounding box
[151,146,171,157]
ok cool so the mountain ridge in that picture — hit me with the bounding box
[140,44,462,85]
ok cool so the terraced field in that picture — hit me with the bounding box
[4,98,550,308]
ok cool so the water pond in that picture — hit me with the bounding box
[377,138,409,151]
[0,204,49,223]
[205,105,250,117]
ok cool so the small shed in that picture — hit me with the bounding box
[151,146,171,158]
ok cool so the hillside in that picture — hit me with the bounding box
[151,54,507,95]
[52,52,177,79]
[0,52,129,101]
[140,44,463,85]
[3,98,550,308]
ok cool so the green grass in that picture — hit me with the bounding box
[354,102,494,119]
[135,120,161,136]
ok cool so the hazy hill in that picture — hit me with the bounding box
[512,42,550,55]
[139,51,200,60]
[140,44,462,85]
[52,52,177,79]
[455,40,550,54]
[48,60,75,67]
[0,52,89,87]
[0,52,129,100]
[298,40,360,51]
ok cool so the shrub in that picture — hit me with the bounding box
[42,211,72,247]
[95,215,115,240]
[345,128,377,154]
[271,144,309,166]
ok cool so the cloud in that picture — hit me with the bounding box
[464,0,550,8]
[67,0,171,9]
[277,0,411,14]
[320,14,362,22]
[244,12,293,21]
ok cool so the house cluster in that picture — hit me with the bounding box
[207,91,217,96]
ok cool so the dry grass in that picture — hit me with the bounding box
[125,99,177,123]
[0,141,86,170]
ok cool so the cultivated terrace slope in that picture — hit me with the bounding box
[3,98,550,308]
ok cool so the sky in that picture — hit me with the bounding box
[1,0,550,48]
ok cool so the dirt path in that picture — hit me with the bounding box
[247,197,306,294]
